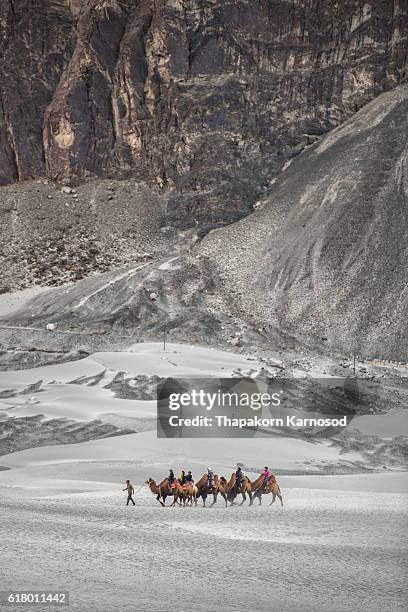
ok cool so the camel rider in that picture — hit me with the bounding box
[186,470,194,483]
[235,466,244,489]
[262,466,270,490]
[179,470,186,485]
[168,469,176,489]
[207,467,214,488]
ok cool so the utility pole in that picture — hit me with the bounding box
[353,352,356,376]
[163,325,166,352]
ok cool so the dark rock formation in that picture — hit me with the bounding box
[1,0,407,225]
[0,0,75,184]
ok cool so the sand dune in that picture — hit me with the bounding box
[1,486,406,612]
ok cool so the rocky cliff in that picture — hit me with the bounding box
[1,0,407,225]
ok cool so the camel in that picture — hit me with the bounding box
[250,473,283,506]
[179,482,198,506]
[195,474,228,507]
[145,478,184,507]
[220,473,253,506]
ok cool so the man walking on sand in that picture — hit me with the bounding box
[123,479,135,506]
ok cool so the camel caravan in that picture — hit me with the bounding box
[146,467,283,507]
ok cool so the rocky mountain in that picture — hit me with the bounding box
[1,0,407,227]
[1,86,407,362]
[200,85,408,361]
[1,2,408,362]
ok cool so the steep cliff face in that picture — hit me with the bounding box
[0,0,407,225]
[0,0,75,184]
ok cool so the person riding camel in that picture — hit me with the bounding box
[179,470,186,485]
[207,467,214,488]
[262,466,270,491]
[168,469,176,490]
[235,466,244,489]
[186,470,194,483]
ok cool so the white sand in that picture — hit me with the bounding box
[0,459,406,500]
[0,342,406,503]
[0,342,260,386]
[2,385,156,422]
[0,343,265,435]
[0,430,363,469]
[1,486,407,611]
